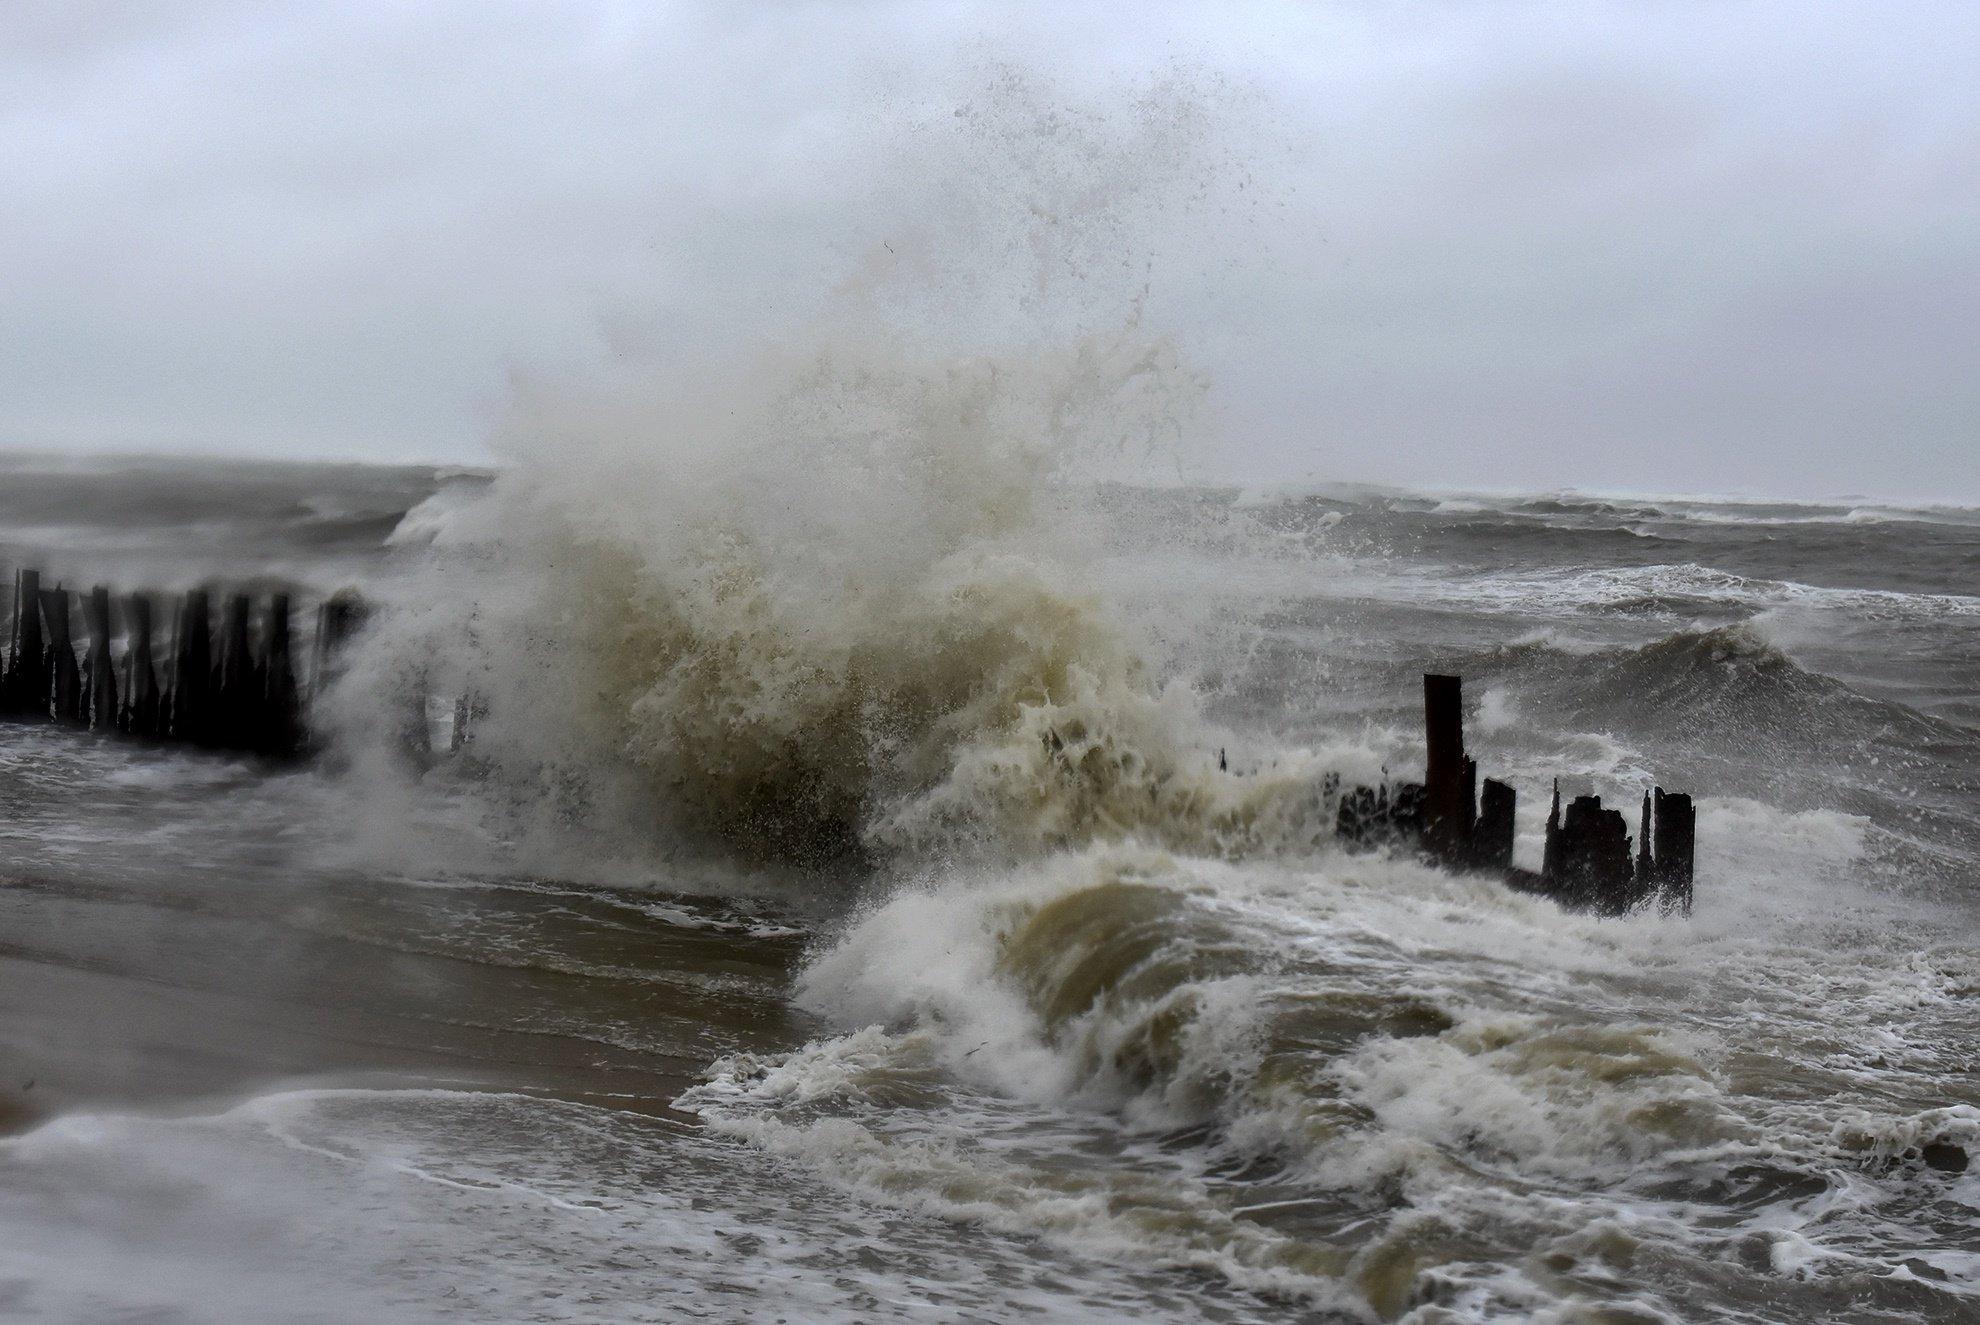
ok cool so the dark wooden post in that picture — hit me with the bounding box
[1336,785,1380,845]
[85,586,117,733]
[217,593,256,750]
[1423,674,1473,864]
[126,594,161,738]
[42,587,82,725]
[1542,778,1562,881]
[4,570,16,706]
[1634,791,1655,904]
[1554,795,1633,912]
[1653,789,1696,915]
[173,589,212,743]
[12,569,46,717]
[262,593,300,755]
[1472,778,1516,871]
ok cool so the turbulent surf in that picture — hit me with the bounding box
[2,74,1977,1325]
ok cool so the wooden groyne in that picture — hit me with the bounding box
[1335,674,1696,915]
[1,569,365,757]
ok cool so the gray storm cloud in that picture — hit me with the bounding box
[1,0,1975,500]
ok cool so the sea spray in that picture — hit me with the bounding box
[337,68,1315,866]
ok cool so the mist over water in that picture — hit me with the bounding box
[2,67,1977,1325]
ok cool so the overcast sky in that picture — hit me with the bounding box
[3,1,1976,500]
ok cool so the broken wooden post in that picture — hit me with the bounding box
[1652,788,1696,915]
[1339,676,1697,918]
[173,589,212,743]
[1542,778,1561,880]
[1472,777,1516,871]
[1551,794,1634,913]
[262,593,300,756]
[85,586,117,733]
[125,594,161,739]
[1423,674,1474,865]
[1636,791,1654,888]
[41,587,82,725]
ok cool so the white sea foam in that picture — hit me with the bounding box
[678,784,1980,1318]
[1,1087,1270,1323]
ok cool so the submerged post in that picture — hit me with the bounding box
[311,588,368,697]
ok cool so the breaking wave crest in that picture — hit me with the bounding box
[1489,623,1976,760]
[354,339,1335,866]
[683,827,1980,1316]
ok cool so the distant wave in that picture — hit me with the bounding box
[1411,562,1980,620]
[1232,482,1980,530]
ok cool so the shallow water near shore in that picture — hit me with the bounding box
[0,457,1977,1322]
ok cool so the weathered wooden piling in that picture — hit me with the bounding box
[1422,674,1474,865]
[1652,788,1696,915]
[1333,674,1698,917]
[41,587,82,725]
[1472,777,1516,871]
[216,593,256,749]
[1551,794,1635,912]
[124,594,161,738]
[86,586,117,732]
[9,570,47,717]
[0,568,353,761]
[1542,779,1561,879]
[262,593,300,756]
[172,589,213,744]
[1637,791,1654,883]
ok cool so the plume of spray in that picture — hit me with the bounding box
[335,64,1330,870]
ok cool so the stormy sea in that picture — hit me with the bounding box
[0,447,1973,1324]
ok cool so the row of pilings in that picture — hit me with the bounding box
[1,569,366,757]
[1332,673,1697,916]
